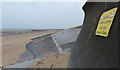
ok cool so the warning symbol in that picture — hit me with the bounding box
[95,7,118,37]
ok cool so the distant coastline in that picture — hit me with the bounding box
[0,29,64,36]
[1,28,64,30]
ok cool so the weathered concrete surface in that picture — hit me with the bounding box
[18,36,59,63]
[52,28,81,49]
[69,2,120,68]
[61,42,75,49]
[17,49,34,63]
[18,28,81,63]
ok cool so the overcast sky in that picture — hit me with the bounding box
[1,1,86,29]
[2,0,87,2]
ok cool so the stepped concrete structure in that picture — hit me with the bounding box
[3,28,81,69]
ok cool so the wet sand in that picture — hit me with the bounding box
[1,30,61,67]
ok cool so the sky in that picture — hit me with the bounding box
[1,0,87,2]
[1,0,86,29]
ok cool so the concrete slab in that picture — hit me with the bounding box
[18,36,59,63]
[51,28,81,49]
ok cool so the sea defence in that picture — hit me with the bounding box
[17,28,81,63]
[1,28,81,69]
[69,1,119,68]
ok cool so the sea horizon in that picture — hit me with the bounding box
[1,28,64,31]
[0,28,64,36]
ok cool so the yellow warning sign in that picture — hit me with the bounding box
[95,7,118,37]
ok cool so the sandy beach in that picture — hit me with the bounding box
[31,52,70,68]
[1,30,62,67]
